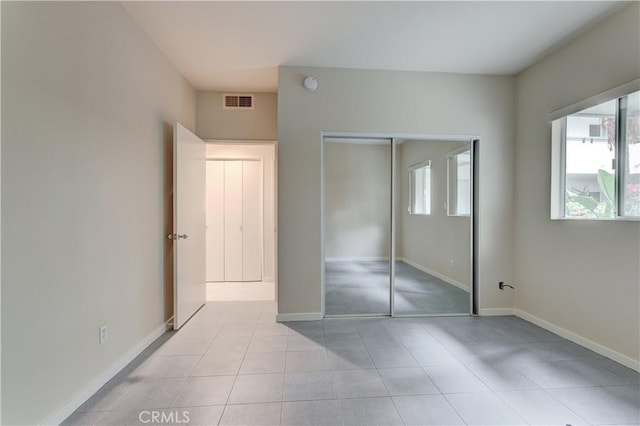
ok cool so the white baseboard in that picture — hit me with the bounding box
[325,257,389,262]
[478,308,515,316]
[399,258,470,292]
[42,320,171,425]
[514,309,640,373]
[276,312,323,322]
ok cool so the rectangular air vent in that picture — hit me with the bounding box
[224,94,254,109]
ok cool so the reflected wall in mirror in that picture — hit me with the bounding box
[324,138,391,316]
[395,140,471,315]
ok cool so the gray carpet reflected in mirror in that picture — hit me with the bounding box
[325,261,469,316]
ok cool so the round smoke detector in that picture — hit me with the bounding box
[303,76,318,92]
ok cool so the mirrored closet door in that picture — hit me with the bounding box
[323,136,474,317]
[323,137,392,316]
[393,139,472,316]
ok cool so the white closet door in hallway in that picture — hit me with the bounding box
[224,161,244,281]
[206,159,263,282]
[241,160,262,281]
[207,161,225,282]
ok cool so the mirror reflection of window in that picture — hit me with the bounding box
[447,148,471,216]
[409,161,431,215]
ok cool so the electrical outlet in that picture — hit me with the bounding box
[449,259,454,268]
[99,324,108,344]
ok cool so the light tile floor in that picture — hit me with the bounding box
[207,282,275,302]
[64,301,640,426]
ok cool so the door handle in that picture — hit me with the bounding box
[168,233,189,240]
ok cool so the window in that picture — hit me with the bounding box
[621,91,640,217]
[564,99,617,218]
[551,87,640,220]
[447,147,471,216]
[409,161,431,215]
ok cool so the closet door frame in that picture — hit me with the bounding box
[206,157,264,282]
[320,132,478,318]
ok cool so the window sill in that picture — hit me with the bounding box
[550,216,640,222]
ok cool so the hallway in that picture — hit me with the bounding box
[64,301,639,425]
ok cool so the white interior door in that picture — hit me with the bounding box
[242,160,263,281]
[224,161,243,281]
[206,160,225,282]
[173,123,206,329]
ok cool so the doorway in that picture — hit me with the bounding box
[322,135,477,317]
[205,141,277,301]
[207,159,263,282]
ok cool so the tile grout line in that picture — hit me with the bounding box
[493,387,588,425]
[223,319,258,409]
[415,318,596,425]
[278,325,289,426]
[218,304,275,424]
[166,311,225,411]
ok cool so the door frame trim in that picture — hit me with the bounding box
[204,140,278,300]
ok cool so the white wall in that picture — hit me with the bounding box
[277,66,515,315]
[396,140,471,289]
[324,142,391,260]
[197,91,277,141]
[1,3,195,424]
[206,143,276,281]
[514,2,640,365]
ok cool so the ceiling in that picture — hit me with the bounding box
[122,1,627,93]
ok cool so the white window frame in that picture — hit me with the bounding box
[408,160,431,216]
[550,78,640,221]
[446,146,471,217]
